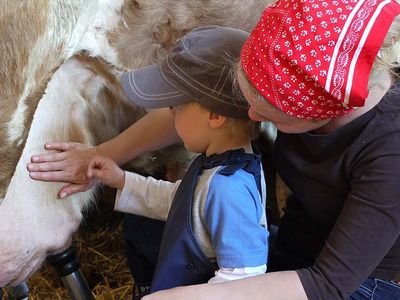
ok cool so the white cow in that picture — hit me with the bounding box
[0,0,271,287]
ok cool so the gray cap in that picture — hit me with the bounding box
[121,26,250,119]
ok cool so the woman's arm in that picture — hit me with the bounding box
[96,108,179,165]
[144,271,307,300]
[27,108,179,196]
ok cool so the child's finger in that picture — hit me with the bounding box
[90,168,105,181]
[86,159,98,178]
[87,157,106,176]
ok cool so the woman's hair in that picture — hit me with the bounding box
[228,118,261,140]
[370,12,400,89]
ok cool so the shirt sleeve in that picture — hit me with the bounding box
[208,265,267,284]
[204,169,269,268]
[115,171,181,221]
[297,136,400,299]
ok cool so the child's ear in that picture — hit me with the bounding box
[208,112,226,128]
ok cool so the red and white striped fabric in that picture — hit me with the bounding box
[241,0,400,120]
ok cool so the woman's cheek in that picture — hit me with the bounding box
[248,107,268,122]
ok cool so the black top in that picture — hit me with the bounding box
[273,88,400,299]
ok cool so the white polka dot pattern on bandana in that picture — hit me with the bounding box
[241,0,400,120]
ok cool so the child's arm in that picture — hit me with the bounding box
[87,155,180,221]
[95,108,179,165]
[115,171,181,221]
[208,266,267,284]
[204,171,268,283]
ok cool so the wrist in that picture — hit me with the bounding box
[94,144,103,156]
[115,170,125,190]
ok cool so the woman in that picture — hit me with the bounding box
[28,0,400,298]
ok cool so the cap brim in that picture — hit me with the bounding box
[122,64,191,109]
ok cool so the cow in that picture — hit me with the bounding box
[0,0,272,288]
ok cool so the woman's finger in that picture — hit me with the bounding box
[30,151,68,163]
[29,170,74,182]
[27,160,67,172]
[44,142,80,151]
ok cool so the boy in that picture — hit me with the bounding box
[87,26,269,294]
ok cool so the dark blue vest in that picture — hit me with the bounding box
[151,148,263,292]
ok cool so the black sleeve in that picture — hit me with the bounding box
[297,134,400,299]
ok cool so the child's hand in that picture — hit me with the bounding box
[87,156,125,189]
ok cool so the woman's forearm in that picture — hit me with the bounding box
[97,108,179,164]
[145,271,308,300]
[217,271,307,300]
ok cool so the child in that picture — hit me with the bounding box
[87,26,269,294]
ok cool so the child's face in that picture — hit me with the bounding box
[170,102,211,153]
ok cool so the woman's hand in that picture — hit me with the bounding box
[27,142,98,198]
[87,156,125,189]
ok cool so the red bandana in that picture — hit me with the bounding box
[241,0,400,120]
